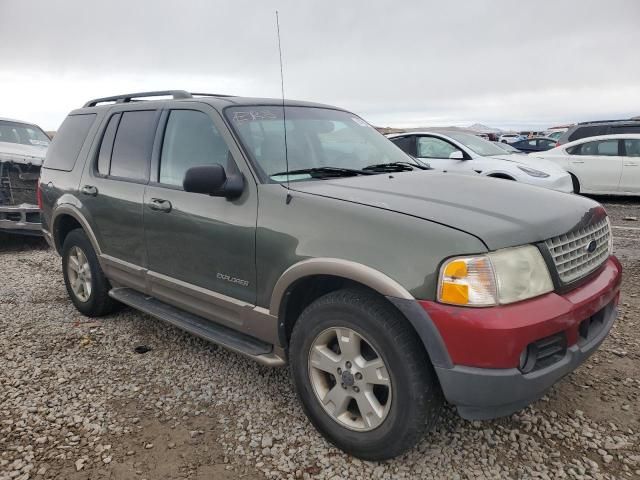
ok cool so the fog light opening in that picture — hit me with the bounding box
[518,345,537,374]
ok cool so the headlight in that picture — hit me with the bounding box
[438,245,554,307]
[517,165,549,178]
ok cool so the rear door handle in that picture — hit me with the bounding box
[80,185,98,196]
[624,162,638,166]
[571,160,585,164]
[148,198,172,213]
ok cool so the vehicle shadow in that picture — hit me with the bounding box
[585,194,640,205]
[0,233,50,253]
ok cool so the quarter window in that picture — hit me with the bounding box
[417,137,459,158]
[44,114,96,171]
[97,114,121,176]
[160,110,233,187]
[110,110,157,181]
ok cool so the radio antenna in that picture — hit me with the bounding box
[275,10,290,189]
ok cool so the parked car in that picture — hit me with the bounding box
[556,119,640,145]
[546,131,565,142]
[492,141,525,154]
[388,131,573,192]
[40,90,621,460]
[511,137,558,153]
[530,133,640,195]
[498,133,523,144]
[0,117,50,235]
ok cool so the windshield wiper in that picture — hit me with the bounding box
[270,167,376,178]
[362,161,430,172]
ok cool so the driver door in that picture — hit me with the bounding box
[416,135,472,172]
[143,105,259,327]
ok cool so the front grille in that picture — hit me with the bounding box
[545,218,610,284]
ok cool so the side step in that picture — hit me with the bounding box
[109,287,285,366]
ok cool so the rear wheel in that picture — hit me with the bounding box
[62,229,119,317]
[289,288,442,460]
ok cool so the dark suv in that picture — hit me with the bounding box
[40,91,622,460]
[557,119,640,145]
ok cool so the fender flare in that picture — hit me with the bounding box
[269,257,413,316]
[269,258,453,368]
[51,204,102,257]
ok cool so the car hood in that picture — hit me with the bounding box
[290,171,601,250]
[0,141,47,166]
[487,153,565,173]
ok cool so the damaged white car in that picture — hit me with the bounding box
[0,117,49,235]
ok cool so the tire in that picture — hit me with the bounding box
[570,173,580,194]
[61,228,119,317]
[289,288,442,460]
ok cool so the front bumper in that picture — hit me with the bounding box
[420,256,622,420]
[0,203,42,236]
[523,172,574,193]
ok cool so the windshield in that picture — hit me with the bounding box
[0,121,50,147]
[225,106,417,182]
[446,132,509,156]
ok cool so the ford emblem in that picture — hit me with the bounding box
[586,240,597,254]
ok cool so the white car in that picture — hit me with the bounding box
[498,133,523,144]
[387,131,573,193]
[529,133,640,195]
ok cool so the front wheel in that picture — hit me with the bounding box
[289,289,442,460]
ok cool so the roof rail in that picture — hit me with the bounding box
[83,90,236,108]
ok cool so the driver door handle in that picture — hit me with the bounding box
[571,160,585,164]
[148,198,172,213]
[80,185,98,196]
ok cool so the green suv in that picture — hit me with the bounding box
[40,91,622,460]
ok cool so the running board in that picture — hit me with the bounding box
[109,287,285,367]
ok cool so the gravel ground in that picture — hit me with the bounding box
[1,198,639,480]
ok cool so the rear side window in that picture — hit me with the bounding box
[97,113,121,176]
[624,139,640,157]
[109,111,157,181]
[611,125,640,134]
[44,114,96,171]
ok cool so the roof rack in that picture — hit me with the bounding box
[576,118,637,125]
[83,90,235,108]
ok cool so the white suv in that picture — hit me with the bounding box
[499,133,523,144]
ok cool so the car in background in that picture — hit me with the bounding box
[556,119,640,145]
[493,141,525,154]
[530,134,640,195]
[387,131,573,192]
[0,117,49,235]
[511,137,558,153]
[546,131,564,142]
[498,133,523,144]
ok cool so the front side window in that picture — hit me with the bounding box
[568,140,619,156]
[624,139,640,157]
[417,137,459,158]
[225,106,415,182]
[446,132,507,156]
[160,110,232,186]
[110,110,157,181]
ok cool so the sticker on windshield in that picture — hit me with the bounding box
[351,117,368,127]
[231,110,279,124]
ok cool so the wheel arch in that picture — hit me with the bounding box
[51,205,102,257]
[271,258,453,369]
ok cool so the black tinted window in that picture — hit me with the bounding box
[110,111,157,180]
[44,114,96,171]
[611,125,640,134]
[97,114,121,176]
[160,110,232,186]
[569,126,608,142]
[391,136,416,156]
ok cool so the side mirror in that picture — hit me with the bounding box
[183,164,244,199]
[449,151,465,160]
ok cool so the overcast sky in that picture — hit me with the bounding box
[1,0,639,131]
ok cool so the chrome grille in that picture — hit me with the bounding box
[545,218,611,284]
